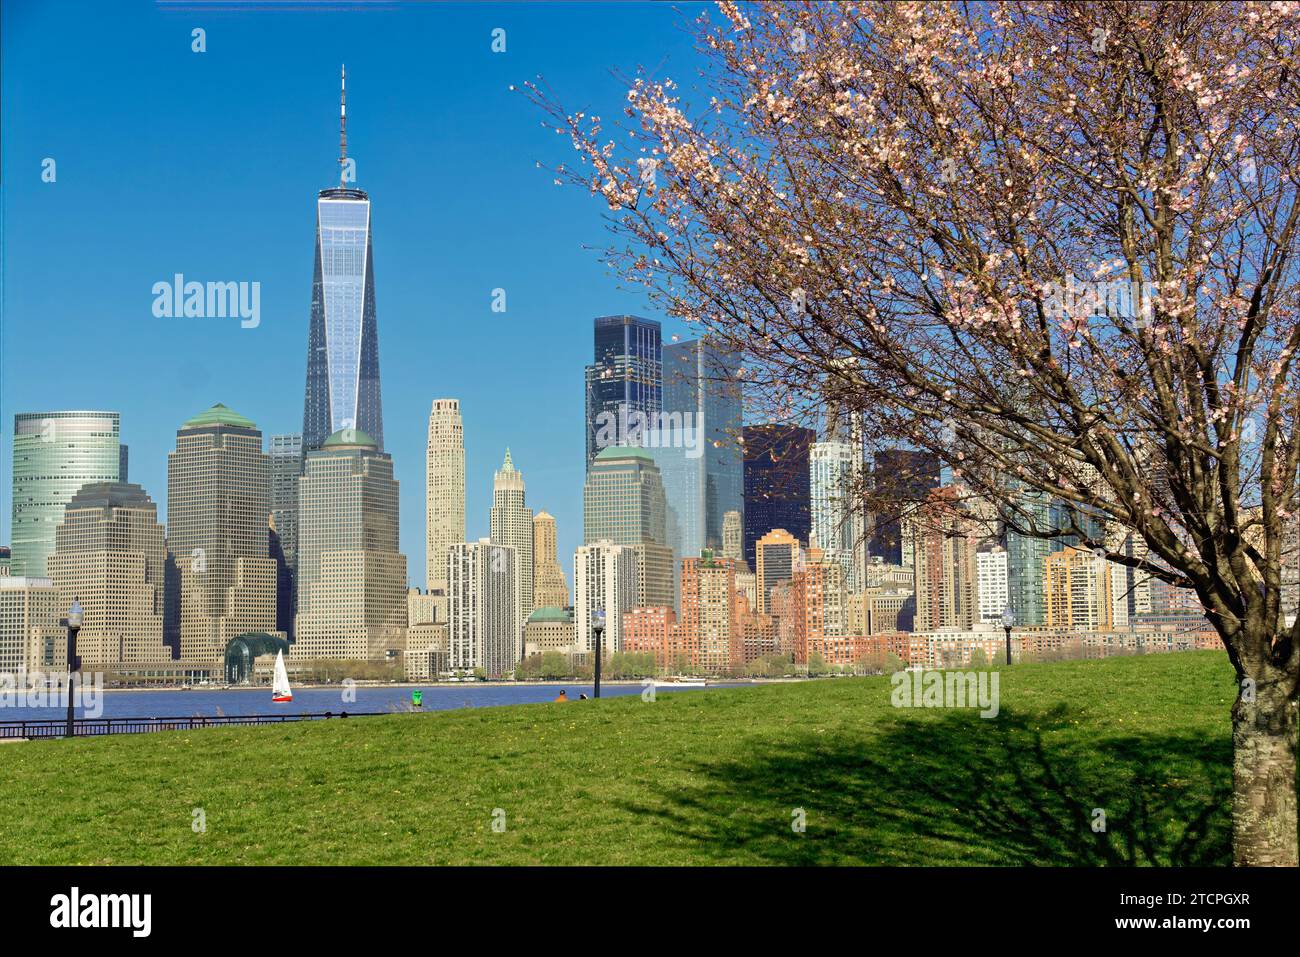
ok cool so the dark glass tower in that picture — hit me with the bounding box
[867,449,941,564]
[742,423,813,568]
[303,68,384,452]
[584,315,661,469]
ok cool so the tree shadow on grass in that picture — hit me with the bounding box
[630,705,1231,866]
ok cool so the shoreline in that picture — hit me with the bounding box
[95,678,803,694]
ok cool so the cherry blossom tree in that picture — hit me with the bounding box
[531,0,1300,865]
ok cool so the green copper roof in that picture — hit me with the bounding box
[527,606,573,623]
[593,445,655,463]
[322,428,378,449]
[181,403,257,430]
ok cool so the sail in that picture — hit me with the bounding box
[272,650,293,702]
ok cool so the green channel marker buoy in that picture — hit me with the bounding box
[412,690,423,707]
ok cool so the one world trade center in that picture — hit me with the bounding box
[302,66,384,451]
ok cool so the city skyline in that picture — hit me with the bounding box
[0,2,709,587]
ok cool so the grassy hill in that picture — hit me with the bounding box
[0,652,1239,865]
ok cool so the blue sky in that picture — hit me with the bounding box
[1,0,711,587]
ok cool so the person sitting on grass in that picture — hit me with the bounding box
[554,690,568,702]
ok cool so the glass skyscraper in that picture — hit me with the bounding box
[1005,486,1053,626]
[269,432,304,641]
[302,77,383,451]
[584,315,661,469]
[867,449,941,565]
[743,424,813,569]
[10,411,122,578]
[650,339,743,570]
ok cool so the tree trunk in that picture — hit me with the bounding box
[1232,683,1299,866]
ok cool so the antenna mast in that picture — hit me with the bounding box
[339,64,348,186]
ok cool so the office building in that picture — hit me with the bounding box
[46,482,168,666]
[650,339,743,564]
[532,511,570,610]
[293,429,406,662]
[0,576,57,674]
[302,69,384,451]
[583,446,674,610]
[10,411,122,578]
[166,404,279,665]
[742,424,812,568]
[268,432,303,642]
[489,449,533,643]
[585,315,661,468]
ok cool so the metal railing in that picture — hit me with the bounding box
[0,711,384,740]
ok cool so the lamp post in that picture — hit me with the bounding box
[64,599,82,738]
[592,609,606,699]
[1000,606,1016,666]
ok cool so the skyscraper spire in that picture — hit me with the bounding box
[339,64,348,186]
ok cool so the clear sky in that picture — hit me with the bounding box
[1,0,708,588]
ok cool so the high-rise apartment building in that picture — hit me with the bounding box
[166,404,278,665]
[489,449,533,647]
[908,492,979,632]
[532,511,570,609]
[10,411,122,578]
[585,315,661,468]
[583,446,674,610]
[677,551,740,673]
[425,399,465,595]
[790,542,847,665]
[810,440,864,591]
[721,510,744,566]
[755,527,801,615]
[573,540,639,655]
[46,482,168,666]
[293,429,406,662]
[303,70,384,451]
[1044,546,1129,631]
[448,539,518,677]
[976,543,1009,624]
[742,424,812,568]
[1005,486,1054,626]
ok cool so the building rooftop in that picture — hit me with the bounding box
[527,606,573,624]
[321,428,378,449]
[181,403,257,431]
[66,482,154,512]
[593,445,656,463]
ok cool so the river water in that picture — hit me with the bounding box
[0,681,751,722]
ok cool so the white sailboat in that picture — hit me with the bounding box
[271,650,293,703]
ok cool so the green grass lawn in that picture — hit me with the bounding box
[0,652,1240,865]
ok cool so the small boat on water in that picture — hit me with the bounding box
[271,650,293,703]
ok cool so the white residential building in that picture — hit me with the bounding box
[573,541,639,655]
[426,399,465,595]
[448,539,518,677]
